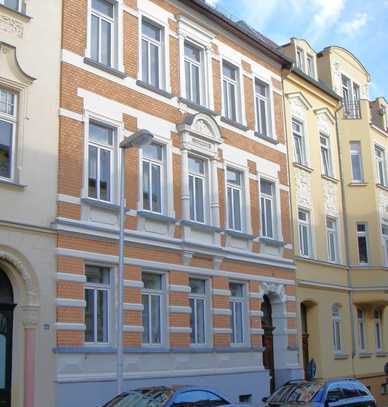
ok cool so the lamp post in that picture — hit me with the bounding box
[117,129,154,394]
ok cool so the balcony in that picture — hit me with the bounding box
[343,101,361,120]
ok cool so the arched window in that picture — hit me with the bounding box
[357,308,366,352]
[332,304,342,352]
[0,269,13,304]
[374,309,383,352]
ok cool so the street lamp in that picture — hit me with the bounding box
[117,129,153,394]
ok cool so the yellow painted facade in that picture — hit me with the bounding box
[282,39,388,405]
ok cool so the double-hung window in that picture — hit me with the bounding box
[260,179,276,239]
[226,168,243,231]
[375,145,386,185]
[0,87,16,180]
[326,218,338,263]
[342,74,352,114]
[1,0,21,12]
[298,208,312,257]
[142,142,163,213]
[85,265,111,344]
[222,61,238,122]
[255,79,271,138]
[184,42,202,105]
[91,0,114,67]
[332,304,342,352]
[374,309,383,352]
[189,156,206,223]
[320,133,333,177]
[307,54,314,78]
[382,223,388,264]
[141,20,162,88]
[357,308,367,352]
[229,283,245,345]
[88,122,114,202]
[292,119,307,165]
[296,47,305,72]
[189,278,207,345]
[142,273,163,345]
[350,142,363,182]
[357,223,368,264]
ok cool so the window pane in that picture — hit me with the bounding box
[0,120,12,179]
[185,61,191,101]
[143,143,162,161]
[89,123,113,145]
[150,43,159,88]
[233,188,241,230]
[97,290,108,342]
[230,283,243,297]
[189,175,195,221]
[0,334,5,389]
[91,15,100,62]
[142,21,161,42]
[189,156,204,175]
[142,39,149,83]
[151,295,161,343]
[358,236,368,263]
[227,168,240,185]
[235,302,243,343]
[259,99,267,136]
[229,83,236,121]
[223,63,236,80]
[195,177,204,222]
[88,145,98,198]
[351,154,362,181]
[223,80,229,118]
[92,0,113,18]
[227,188,233,229]
[196,299,205,344]
[255,80,267,97]
[142,273,162,290]
[100,20,112,66]
[189,279,205,295]
[85,265,110,284]
[142,161,150,210]
[184,42,200,62]
[190,298,196,343]
[100,149,111,201]
[5,0,19,10]
[85,289,95,342]
[260,180,272,196]
[142,294,149,343]
[151,164,161,213]
[191,65,200,105]
[265,199,273,238]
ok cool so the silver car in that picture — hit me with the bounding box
[262,379,376,407]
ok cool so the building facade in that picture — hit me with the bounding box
[0,1,61,407]
[54,1,302,406]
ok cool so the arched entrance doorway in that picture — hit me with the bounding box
[261,295,275,393]
[0,268,15,407]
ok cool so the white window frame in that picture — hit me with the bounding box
[298,208,312,258]
[189,278,209,346]
[320,132,333,177]
[229,282,248,346]
[382,222,388,265]
[296,47,305,72]
[374,309,383,352]
[141,272,166,346]
[141,142,164,214]
[254,78,272,138]
[375,144,387,186]
[188,155,208,224]
[87,120,115,203]
[357,222,369,265]
[0,87,17,182]
[226,167,244,232]
[306,54,315,78]
[332,304,343,353]
[260,178,277,239]
[84,264,112,345]
[0,0,22,12]
[183,40,204,106]
[326,217,339,263]
[357,307,367,352]
[350,141,364,183]
[222,60,240,123]
[292,118,307,166]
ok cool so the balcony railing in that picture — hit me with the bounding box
[343,101,361,119]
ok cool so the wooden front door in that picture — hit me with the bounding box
[261,295,275,394]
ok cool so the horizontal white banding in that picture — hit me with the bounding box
[286,296,296,302]
[169,306,192,314]
[169,327,192,333]
[249,310,264,317]
[56,272,86,283]
[212,308,232,316]
[286,329,298,335]
[212,289,231,296]
[123,325,144,333]
[169,284,191,293]
[56,298,86,308]
[249,292,263,299]
[124,280,144,288]
[251,328,264,335]
[123,303,144,311]
[213,328,232,334]
[55,323,86,331]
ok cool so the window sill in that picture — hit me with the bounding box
[259,237,286,247]
[348,182,368,187]
[81,197,120,211]
[0,178,27,190]
[220,116,249,132]
[180,219,222,233]
[334,352,349,360]
[0,4,31,21]
[293,162,314,173]
[225,229,255,240]
[254,132,279,145]
[136,80,173,99]
[359,352,373,358]
[178,97,218,116]
[322,174,339,184]
[376,183,388,192]
[137,210,176,224]
[83,58,127,79]
[376,352,388,357]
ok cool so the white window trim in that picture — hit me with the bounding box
[306,54,315,79]
[296,47,305,72]
[138,12,170,92]
[298,207,313,258]
[356,222,369,265]
[320,132,333,177]
[332,304,343,353]
[259,177,277,240]
[0,0,22,12]
[350,141,364,183]
[141,271,168,347]
[374,309,383,352]
[326,217,339,263]
[357,307,367,352]
[253,76,276,140]
[229,282,249,347]
[382,220,388,266]
[375,143,387,186]
[292,117,309,167]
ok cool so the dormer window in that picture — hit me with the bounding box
[296,47,305,72]
[307,54,315,78]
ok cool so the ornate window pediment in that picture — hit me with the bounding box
[286,92,312,119]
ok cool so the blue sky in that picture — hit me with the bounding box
[205,0,388,99]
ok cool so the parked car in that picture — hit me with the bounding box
[262,379,376,407]
[101,385,253,407]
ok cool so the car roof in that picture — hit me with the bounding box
[286,378,366,386]
[132,385,228,393]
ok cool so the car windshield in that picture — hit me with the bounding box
[268,382,323,403]
[103,388,175,407]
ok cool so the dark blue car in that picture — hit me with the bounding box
[101,385,252,407]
